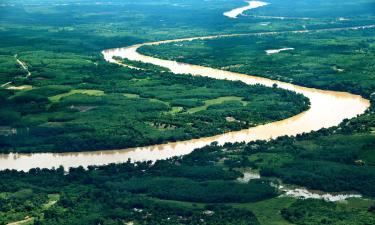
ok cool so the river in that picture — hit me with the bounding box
[223,1,269,19]
[0,26,371,171]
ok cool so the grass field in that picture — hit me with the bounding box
[48,89,105,103]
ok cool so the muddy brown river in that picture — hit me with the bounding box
[0,26,372,171]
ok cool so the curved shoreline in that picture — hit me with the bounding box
[0,26,372,171]
[223,1,269,19]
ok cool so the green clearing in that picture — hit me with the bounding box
[233,197,297,225]
[123,93,140,99]
[48,89,105,103]
[169,106,184,114]
[42,194,60,209]
[187,96,248,113]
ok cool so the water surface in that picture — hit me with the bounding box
[0,27,371,171]
[224,1,269,18]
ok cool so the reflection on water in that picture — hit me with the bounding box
[0,30,370,171]
[223,1,269,19]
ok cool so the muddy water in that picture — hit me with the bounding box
[0,28,371,171]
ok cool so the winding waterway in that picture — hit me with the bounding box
[223,1,269,19]
[0,26,372,171]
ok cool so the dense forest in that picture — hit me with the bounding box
[140,28,375,98]
[0,102,374,224]
[0,0,375,224]
[0,51,308,153]
[0,1,314,153]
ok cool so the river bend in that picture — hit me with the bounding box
[0,26,372,171]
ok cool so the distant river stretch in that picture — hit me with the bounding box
[0,25,373,171]
[223,1,269,18]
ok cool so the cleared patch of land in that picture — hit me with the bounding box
[187,96,248,113]
[48,89,105,103]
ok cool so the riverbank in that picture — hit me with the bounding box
[0,26,370,171]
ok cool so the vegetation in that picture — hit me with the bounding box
[0,56,308,153]
[282,199,375,225]
[1,107,375,224]
[140,28,375,97]
[0,0,315,153]
[0,151,272,225]
[0,0,375,224]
